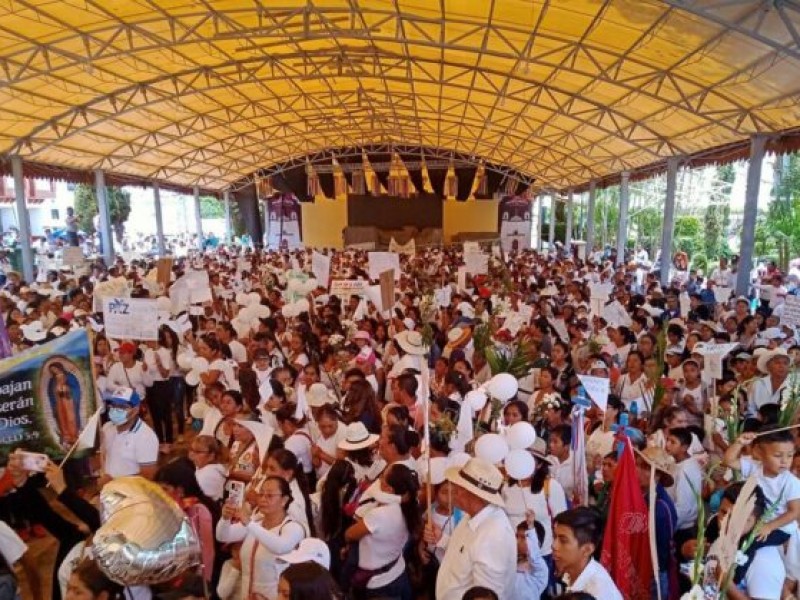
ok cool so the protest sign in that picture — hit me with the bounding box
[693,342,739,357]
[464,252,489,275]
[0,329,97,462]
[380,269,395,313]
[782,295,800,328]
[704,353,724,380]
[434,286,452,308]
[714,286,732,304]
[365,285,387,314]
[368,252,400,281]
[463,241,481,254]
[577,374,610,412]
[185,270,212,304]
[330,279,369,299]
[679,292,691,319]
[312,251,331,288]
[61,247,84,267]
[602,300,632,327]
[589,283,614,300]
[103,297,160,340]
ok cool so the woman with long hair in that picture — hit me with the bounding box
[154,457,219,584]
[261,448,316,536]
[196,333,239,392]
[344,463,420,599]
[217,476,306,600]
[319,459,359,580]
[278,561,342,600]
[341,380,382,434]
[549,341,575,396]
[145,325,179,453]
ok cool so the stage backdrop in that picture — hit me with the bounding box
[347,194,443,229]
[498,195,532,252]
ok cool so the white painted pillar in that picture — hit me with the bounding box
[737,135,767,296]
[193,185,203,250]
[152,181,166,256]
[94,169,114,265]
[586,180,596,253]
[11,156,33,282]
[548,193,556,249]
[224,190,231,244]
[616,171,630,266]
[660,158,679,286]
[565,188,574,253]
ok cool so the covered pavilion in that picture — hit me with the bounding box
[2,0,800,294]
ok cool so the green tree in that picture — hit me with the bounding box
[73,184,131,243]
[674,215,702,257]
[764,153,800,270]
[200,196,224,219]
[593,186,619,249]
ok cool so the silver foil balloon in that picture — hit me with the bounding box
[94,476,201,586]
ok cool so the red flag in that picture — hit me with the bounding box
[601,437,653,600]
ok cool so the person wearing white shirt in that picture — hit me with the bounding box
[664,427,703,532]
[510,516,549,600]
[748,348,791,415]
[435,458,516,600]
[548,424,576,503]
[100,387,158,481]
[710,257,735,288]
[105,341,153,400]
[553,507,623,600]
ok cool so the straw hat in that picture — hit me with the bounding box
[394,330,428,356]
[756,347,790,374]
[306,383,336,408]
[445,457,505,506]
[337,422,379,451]
[635,446,676,487]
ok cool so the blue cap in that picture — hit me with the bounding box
[104,387,141,407]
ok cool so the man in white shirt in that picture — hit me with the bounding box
[748,348,791,415]
[435,458,516,600]
[548,424,576,503]
[553,507,623,599]
[710,256,735,288]
[100,387,158,482]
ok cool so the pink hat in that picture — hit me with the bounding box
[353,330,371,342]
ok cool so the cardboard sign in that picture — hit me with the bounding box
[102,297,159,340]
[330,279,369,299]
[379,269,395,314]
[311,251,331,288]
[577,374,610,412]
[368,252,400,281]
[704,353,724,380]
[61,247,85,267]
[782,295,800,328]
[714,286,733,304]
[156,258,174,288]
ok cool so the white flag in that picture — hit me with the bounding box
[76,407,102,450]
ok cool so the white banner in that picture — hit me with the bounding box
[368,252,400,281]
[330,279,369,299]
[311,251,331,289]
[103,297,159,340]
[577,374,610,412]
[61,247,85,267]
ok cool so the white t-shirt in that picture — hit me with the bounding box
[102,419,159,478]
[565,558,623,600]
[744,545,785,598]
[312,421,348,478]
[502,480,568,555]
[229,340,248,364]
[361,501,409,589]
[740,457,800,533]
[211,358,240,391]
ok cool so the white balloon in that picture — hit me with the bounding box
[295,298,310,313]
[254,304,271,319]
[235,292,249,306]
[176,353,194,371]
[282,304,298,318]
[505,421,537,450]
[487,373,519,401]
[189,402,207,419]
[504,449,536,480]
[466,389,489,412]
[190,357,209,373]
[247,292,261,306]
[474,433,509,465]
[447,452,472,469]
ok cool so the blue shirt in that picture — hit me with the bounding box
[645,483,678,572]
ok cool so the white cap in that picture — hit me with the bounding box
[278,537,331,569]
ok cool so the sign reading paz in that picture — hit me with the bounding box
[103,297,159,341]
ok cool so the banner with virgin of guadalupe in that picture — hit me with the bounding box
[498,195,532,253]
[0,329,97,463]
[266,194,303,250]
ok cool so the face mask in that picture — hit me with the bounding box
[108,407,130,425]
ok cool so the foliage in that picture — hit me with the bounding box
[778,370,800,427]
[73,184,131,243]
[592,186,620,249]
[630,206,662,254]
[484,337,535,379]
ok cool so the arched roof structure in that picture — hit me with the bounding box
[1,0,800,193]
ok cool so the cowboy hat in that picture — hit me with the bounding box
[445,457,505,507]
[337,422,379,451]
[756,347,790,374]
[21,321,46,342]
[635,446,676,487]
[394,330,428,356]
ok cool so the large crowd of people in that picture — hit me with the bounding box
[0,242,799,600]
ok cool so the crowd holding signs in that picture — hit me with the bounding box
[0,245,800,600]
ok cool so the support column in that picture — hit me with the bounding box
[537,195,544,252]
[565,188,574,253]
[152,181,166,257]
[193,186,203,250]
[737,134,767,297]
[616,171,630,266]
[586,180,597,254]
[95,169,114,265]
[660,157,680,287]
[224,190,231,244]
[11,157,33,282]
[548,193,556,249]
